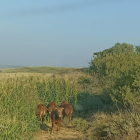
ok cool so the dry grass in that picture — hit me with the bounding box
[1,66,81,74]
[0,73,52,81]
[86,111,140,140]
[0,67,86,83]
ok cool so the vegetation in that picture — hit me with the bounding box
[0,75,41,140]
[1,42,140,139]
[0,66,80,74]
[0,73,79,140]
[86,43,140,139]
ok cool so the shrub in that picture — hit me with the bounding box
[87,110,140,140]
[72,117,89,131]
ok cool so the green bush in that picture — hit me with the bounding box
[88,43,140,107]
[72,117,89,131]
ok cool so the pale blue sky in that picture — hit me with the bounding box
[0,0,140,67]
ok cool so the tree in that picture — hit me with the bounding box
[88,43,140,106]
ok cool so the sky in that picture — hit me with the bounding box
[0,0,140,68]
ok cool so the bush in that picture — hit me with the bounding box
[87,110,140,140]
[72,117,89,131]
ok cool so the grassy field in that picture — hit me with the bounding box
[1,66,140,140]
[0,66,82,74]
[0,66,87,140]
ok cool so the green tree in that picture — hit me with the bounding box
[89,43,140,106]
[135,45,140,54]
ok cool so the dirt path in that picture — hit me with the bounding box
[34,123,86,140]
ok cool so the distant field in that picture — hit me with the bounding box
[0,66,84,74]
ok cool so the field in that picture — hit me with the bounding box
[0,67,88,140]
[0,66,82,74]
[1,64,140,140]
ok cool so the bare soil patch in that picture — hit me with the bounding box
[34,123,86,140]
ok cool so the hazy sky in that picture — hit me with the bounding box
[0,0,140,68]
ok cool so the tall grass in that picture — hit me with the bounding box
[0,74,43,139]
[0,73,79,139]
[36,75,78,107]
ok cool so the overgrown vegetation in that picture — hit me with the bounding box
[36,76,78,107]
[0,73,79,140]
[0,75,41,140]
[1,42,140,139]
[85,43,140,139]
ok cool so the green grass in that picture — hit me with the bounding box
[0,76,42,140]
[0,72,79,140]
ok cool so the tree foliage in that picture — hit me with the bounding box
[89,43,140,106]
